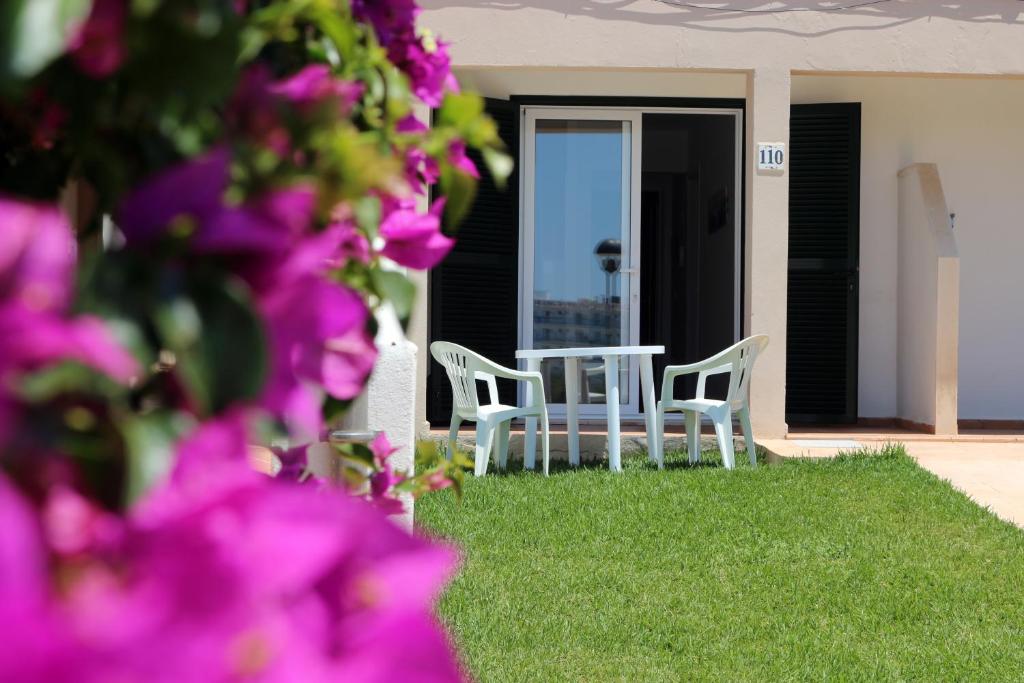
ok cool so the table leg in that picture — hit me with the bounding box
[523,357,541,470]
[604,355,621,473]
[640,354,659,465]
[564,357,581,466]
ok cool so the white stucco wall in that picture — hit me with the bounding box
[413,2,1024,429]
[423,1,1024,76]
[455,68,745,100]
[793,75,1024,420]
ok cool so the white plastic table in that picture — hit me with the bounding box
[515,346,665,472]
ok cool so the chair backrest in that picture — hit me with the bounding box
[429,341,486,415]
[720,335,769,407]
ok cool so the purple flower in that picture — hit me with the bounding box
[351,0,420,48]
[69,0,127,78]
[0,309,138,385]
[388,33,458,108]
[117,148,316,254]
[0,198,138,387]
[269,64,364,116]
[447,141,479,179]
[117,151,380,436]
[260,277,377,436]
[0,451,466,682]
[379,197,454,270]
[0,197,76,310]
[396,114,428,134]
[405,147,441,194]
[368,433,403,514]
[335,220,373,265]
[351,1,457,106]
[227,66,293,155]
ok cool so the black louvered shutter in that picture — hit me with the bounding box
[427,98,519,425]
[786,103,861,424]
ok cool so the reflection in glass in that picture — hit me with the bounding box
[532,119,630,404]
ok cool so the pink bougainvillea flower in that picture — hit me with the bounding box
[42,485,123,557]
[396,114,428,134]
[0,476,90,682]
[0,309,138,384]
[368,433,403,514]
[0,454,466,682]
[116,148,230,244]
[198,184,317,253]
[269,64,365,116]
[335,220,373,265]
[389,33,459,108]
[448,141,479,179]
[0,196,76,310]
[68,0,127,78]
[351,1,457,106]
[405,146,441,194]
[0,198,138,386]
[351,0,420,48]
[227,65,292,155]
[379,197,454,269]
[259,277,377,436]
[422,469,454,493]
[117,148,316,254]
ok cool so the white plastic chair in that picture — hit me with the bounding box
[430,342,550,476]
[655,335,769,470]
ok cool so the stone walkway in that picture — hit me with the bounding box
[762,432,1024,528]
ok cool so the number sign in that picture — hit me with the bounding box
[757,142,785,171]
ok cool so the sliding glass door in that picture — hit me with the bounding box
[522,109,642,415]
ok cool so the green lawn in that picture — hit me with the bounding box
[417,446,1024,682]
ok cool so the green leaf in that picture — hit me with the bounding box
[154,273,268,416]
[0,0,92,81]
[439,164,478,232]
[322,395,353,423]
[370,268,416,323]
[17,362,122,403]
[482,146,514,189]
[436,92,485,130]
[120,410,190,506]
[354,195,382,238]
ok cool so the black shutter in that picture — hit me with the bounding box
[427,98,520,425]
[786,103,861,424]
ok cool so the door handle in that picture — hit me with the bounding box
[619,268,639,275]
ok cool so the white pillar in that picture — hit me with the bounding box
[354,305,418,530]
[745,67,791,439]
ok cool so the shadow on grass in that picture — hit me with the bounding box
[466,443,910,479]
[472,446,776,477]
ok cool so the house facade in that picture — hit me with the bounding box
[407,1,1024,439]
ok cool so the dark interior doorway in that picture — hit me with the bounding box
[639,113,737,399]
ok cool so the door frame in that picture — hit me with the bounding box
[520,107,643,416]
[517,103,745,419]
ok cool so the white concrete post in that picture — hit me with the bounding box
[306,303,418,531]
[745,67,791,439]
[348,305,418,530]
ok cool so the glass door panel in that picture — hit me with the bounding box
[524,111,641,412]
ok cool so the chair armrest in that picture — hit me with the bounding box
[471,357,546,406]
[695,364,731,399]
[473,371,501,405]
[662,360,733,402]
